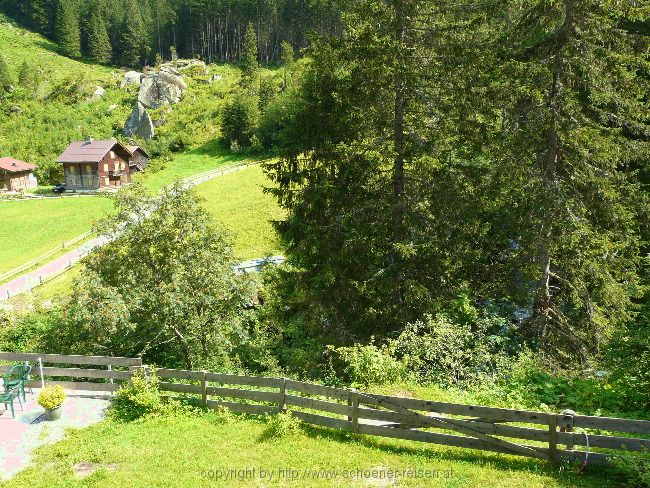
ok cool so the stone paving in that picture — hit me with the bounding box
[0,386,110,480]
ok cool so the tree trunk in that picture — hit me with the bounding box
[391,0,407,307]
[531,0,574,342]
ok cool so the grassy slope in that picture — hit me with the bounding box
[0,18,282,283]
[2,414,613,488]
[195,164,285,260]
[0,14,112,82]
[0,198,113,275]
[137,141,250,192]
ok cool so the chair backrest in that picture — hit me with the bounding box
[22,364,32,380]
[3,364,24,380]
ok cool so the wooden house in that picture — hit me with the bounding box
[57,139,133,192]
[0,157,38,192]
[127,145,149,172]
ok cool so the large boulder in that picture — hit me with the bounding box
[123,102,155,140]
[121,71,142,87]
[137,71,187,109]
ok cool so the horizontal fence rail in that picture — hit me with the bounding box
[2,352,649,468]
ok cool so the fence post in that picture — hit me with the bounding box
[278,377,287,413]
[548,414,558,462]
[201,371,208,407]
[351,390,359,434]
[38,357,45,389]
[561,409,576,450]
[108,364,114,384]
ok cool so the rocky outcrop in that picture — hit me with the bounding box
[137,70,187,109]
[121,71,142,87]
[123,102,154,140]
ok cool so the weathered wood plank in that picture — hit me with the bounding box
[0,352,141,367]
[25,380,120,392]
[205,373,283,388]
[291,410,353,431]
[155,369,205,381]
[572,415,650,436]
[206,386,280,403]
[558,431,650,452]
[356,392,548,460]
[206,400,276,416]
[285,394,352,417]
[356,423,610,465]
[285,380,349,401]
[362,393,550,426]
[159,382,203,394]
[36,367,132,381]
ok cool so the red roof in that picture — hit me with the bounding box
[57,139,133,163]
[0,157,37,173]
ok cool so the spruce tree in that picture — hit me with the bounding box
[240,23,259,91]
[280,40,294,90]
[55,0,82,59]
[120,0,149,68]
[458,1,650,360]
[87,9,112,64]
[0,53,13,91]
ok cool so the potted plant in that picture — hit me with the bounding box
[38,385,66,421]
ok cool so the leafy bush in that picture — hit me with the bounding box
[606,302,650,412]
[38,385,66,410]
[333,343,406,386]
[261,412,301,439]
[221,93,260,147]
[391,308,510,388]
[610,453,650,487]
[109,370,165,421]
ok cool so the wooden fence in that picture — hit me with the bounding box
[2,351,649,467]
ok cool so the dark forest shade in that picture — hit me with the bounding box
[0,0,344,67]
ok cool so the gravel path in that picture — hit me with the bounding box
[0,387,111,480]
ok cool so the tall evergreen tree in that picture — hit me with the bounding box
[86,8,112,64]
[55,0,81,58]
[280,40,294,90]
[240,22,259,91]
[452,0,650,361]
[120,0,149,67]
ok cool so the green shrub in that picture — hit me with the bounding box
[221,93,260,147]
[109,369,164,421]
[38,385,66,410]
[610,453,650,487]
[391,310,509,388]
[261,411,301,439]
[333,343,406,386]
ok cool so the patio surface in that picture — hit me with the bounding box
[0,386,111,480]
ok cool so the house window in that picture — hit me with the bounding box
[110,151,115,159]
[104,163,109,172]
[104,177,110,186]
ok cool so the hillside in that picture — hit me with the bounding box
[0,16,284,303]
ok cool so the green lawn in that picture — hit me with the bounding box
[137,141,253,192]
[195,164,285,259]
[2,413,615,487]
[0,198,113,275]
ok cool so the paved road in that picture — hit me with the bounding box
[0,163,259,302]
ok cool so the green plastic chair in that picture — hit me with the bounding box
[0,384,22,418]
[3,364,32,402]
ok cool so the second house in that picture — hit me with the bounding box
[57,139,134,192]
